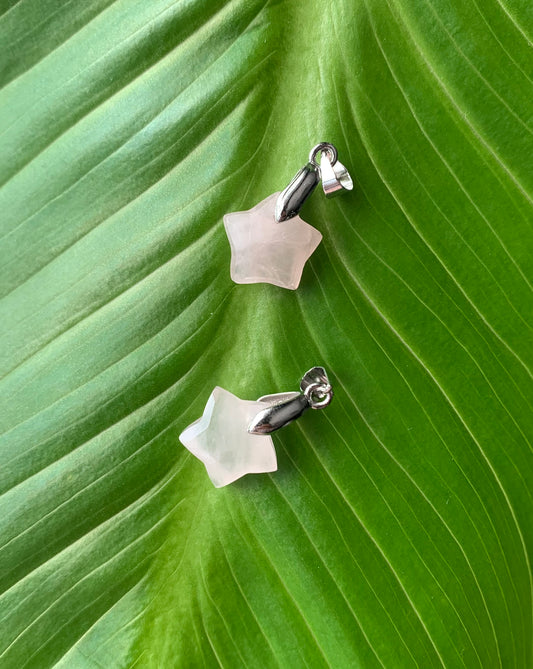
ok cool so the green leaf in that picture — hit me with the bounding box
[1,0,532,666]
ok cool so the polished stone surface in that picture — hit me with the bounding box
[179,387,277,487]
[224,192,322,290]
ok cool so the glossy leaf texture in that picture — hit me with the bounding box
[1,0,532,666]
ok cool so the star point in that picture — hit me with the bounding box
[223,192,322,290]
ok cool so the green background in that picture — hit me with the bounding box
[1,0,532,666]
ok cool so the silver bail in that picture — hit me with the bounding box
[274,143,353,221]
[320,152,353,197]
[248,366,333,435]
[309,142,353,197]
[275,162,320,222]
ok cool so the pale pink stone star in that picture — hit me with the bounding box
[179,387,277,488]
[223,192,322,290]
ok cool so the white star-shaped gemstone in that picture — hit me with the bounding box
[179,387,277,488]
[223,192,322,290]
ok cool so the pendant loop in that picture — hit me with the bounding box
[309,142,338,168]
[320,151,353,197]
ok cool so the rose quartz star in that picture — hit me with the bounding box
[179,387,277,488]
[223,192,322,290]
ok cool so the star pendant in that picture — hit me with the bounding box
[223,192,322,290]
[179,387,278,488]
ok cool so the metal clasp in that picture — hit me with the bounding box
[248,366,333,435]
[275,143,353,222]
